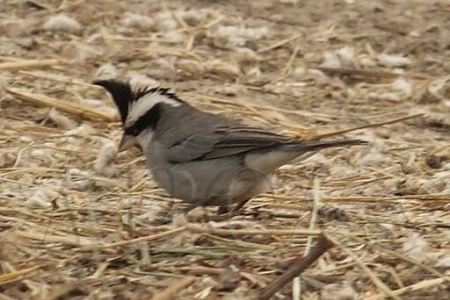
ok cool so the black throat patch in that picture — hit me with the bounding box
[124,103,162,136]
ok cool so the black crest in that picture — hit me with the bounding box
[134,86,184,103]
[93,80,133,123]
[94,80,184,123]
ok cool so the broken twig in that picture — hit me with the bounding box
[260,234,333,300]
[7,88,118,122]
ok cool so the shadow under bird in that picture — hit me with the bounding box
[95,80,367,215]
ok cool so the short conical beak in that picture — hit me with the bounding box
[119,134,137,152]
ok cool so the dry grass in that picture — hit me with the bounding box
[1,0,449,299]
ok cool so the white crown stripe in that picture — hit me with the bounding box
[126,89,181,127]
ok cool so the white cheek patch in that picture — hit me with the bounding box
[126,91,181,127]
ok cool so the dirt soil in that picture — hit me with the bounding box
[0,0,449,299]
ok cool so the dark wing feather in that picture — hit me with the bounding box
[166,126,295,163]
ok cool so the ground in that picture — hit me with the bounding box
[0,0,449,299]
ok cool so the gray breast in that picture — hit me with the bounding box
[146,140,270,207]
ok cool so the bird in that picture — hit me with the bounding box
[94,79,367,215]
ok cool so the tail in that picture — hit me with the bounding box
[294,139,368,152]
[245,139,367,174]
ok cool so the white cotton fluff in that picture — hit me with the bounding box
[359,55,376,67]
[25,187,59,208]
[391,77,413,97]
[94,139,118,175]
[29,148,54,166]
[152,57,173,69]
[336,46,355,65]
[368,92,400,102]
[210,84,242,96]
[211,25,268,47]
[0,152,16,168]
[122,13,155,30]
[65,124,95,137]
[18,136,33,143]
[320,51,341,68]
[377,53,412,67]
[43,14,81,32]
[86,33,103,43]
[444,100,450,108]
[419,171,450,194]
[321,282,357,300]
[25,191,52,208]
[73,44,102,64]
[181,9,210,26]
[134,208,164,223]
[356,131,386,167]
[155,12,178,31]
[379,223,395,232]
[48,108,77,130]
[165,213,192,247]
[128,72,159,90]
[69,180,92,191]
[426,77,449,101]
[208,220,266,230]
[307,68,329,83]
[94,63,118,80]
[1,188,19,199]
[247,66,261,78]
[435,256,450,268]
[68,168,87,176]
[176,59,205,78]
[205,60,241,78]
[403,232,429,262]
[292,67,307,79]
[235,47,260,63]
[165,30,185,43]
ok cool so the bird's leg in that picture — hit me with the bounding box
[231,198,251,212]
[217,197,251,215]
[217,206,230,215]
[207,198,252,222]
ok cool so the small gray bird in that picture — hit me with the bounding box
[95,80,366,214]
